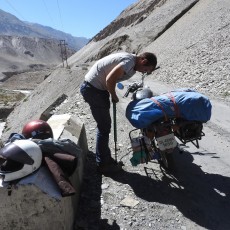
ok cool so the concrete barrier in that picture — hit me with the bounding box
[0,114,88,230]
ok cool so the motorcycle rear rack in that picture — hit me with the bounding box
[174,131,205,148]
[173,120,205,148]
[128,128,155,165]
[128,128,141,140]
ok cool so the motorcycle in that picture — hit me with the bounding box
[118,74,205,170]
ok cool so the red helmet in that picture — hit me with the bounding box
[22,120,53,139]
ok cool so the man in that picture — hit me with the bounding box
[80,52,157,174]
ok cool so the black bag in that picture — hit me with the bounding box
[175,121,203,141]
[37,138,82,157]
[36,138,81,176]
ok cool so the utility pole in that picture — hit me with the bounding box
[58,40,69,68]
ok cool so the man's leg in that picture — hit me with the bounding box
[80,83,111,163]
[80,82,121,173]
[90,106,111,164]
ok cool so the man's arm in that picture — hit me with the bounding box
[106,64,124,103]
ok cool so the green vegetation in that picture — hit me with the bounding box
[0,89,26,105]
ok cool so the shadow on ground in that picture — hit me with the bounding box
[75,147,230,230]
[74,151,120,230]
[109,148,230,230]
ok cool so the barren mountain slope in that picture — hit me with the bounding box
[0,9,89,50]
[0,35,75,78]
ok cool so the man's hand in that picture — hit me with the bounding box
[112,95,119,103]
[106,64,124,104]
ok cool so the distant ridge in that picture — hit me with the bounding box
[0,9,89,50]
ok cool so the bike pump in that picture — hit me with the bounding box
[113,102,118,162]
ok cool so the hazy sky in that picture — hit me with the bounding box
[1,0,137,38]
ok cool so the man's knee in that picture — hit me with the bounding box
[98,124,111,135]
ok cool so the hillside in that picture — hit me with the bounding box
[0,35,74,80]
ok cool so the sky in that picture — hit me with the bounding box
[0,0,138,39]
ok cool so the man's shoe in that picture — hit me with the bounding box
[97,160,122,174]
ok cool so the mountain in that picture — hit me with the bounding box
[0,35,75,77]
[0,9,89,50]
[24,22,88,51]
[0,9,89,77]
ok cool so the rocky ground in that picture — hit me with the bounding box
[0,68,54,122]
[68,89,210,230]
[0,68,53,91]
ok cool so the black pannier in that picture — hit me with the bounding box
[174,120,204,148]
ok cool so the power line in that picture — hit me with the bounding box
[42,0,56,26]
[5,0,66,36]
[56,0,64,32]
[4,0,26,21]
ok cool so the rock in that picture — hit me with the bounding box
[101,183,110,190]
[120,196,139,208]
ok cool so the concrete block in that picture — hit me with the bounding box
[0,114,88,230]
[47,113,71,140]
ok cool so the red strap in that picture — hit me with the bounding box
[150,98,168,121]
[167,92,180,118]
